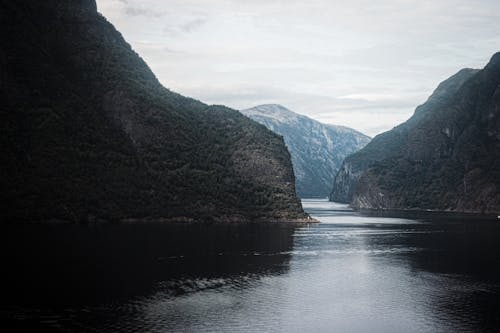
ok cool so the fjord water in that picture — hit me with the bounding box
[2,200,500,332]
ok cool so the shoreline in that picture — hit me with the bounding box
[3,215,319,226]
[355,207,499,220]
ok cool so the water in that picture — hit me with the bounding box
[2,199,500,332]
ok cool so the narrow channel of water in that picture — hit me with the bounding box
[2,199,499,332]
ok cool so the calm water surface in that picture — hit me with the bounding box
[2,199,500,332]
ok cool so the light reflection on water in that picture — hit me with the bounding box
[2,199,500,332]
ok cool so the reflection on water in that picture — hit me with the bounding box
[2,199,500,332]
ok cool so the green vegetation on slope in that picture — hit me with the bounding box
[0,0,305,223]
[331,55,500,213]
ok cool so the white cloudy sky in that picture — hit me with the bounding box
[97,0,500,136]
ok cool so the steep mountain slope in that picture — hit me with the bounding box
[241,105,370,197]
[331,53,500,214]
[330,68,479,203]
[0,0,306,223]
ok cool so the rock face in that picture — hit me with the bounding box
[241,104,370,198]
[0,0,306,223]
[331,53,500,214]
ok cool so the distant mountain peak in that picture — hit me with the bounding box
[252,104,290,111]
[242,104,298,122]
[241,105,370,198]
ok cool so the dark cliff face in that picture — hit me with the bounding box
[241,104,370,198]
[0,0,305,222]
[330,68,480,204]
[331,54,500,214]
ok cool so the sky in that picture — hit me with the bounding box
[97,0,500,136]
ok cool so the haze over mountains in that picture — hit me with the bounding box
[331,53,500,214]
[0,0,305,223]
[241,104,370,198]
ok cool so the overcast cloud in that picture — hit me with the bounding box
[96,0,500,136]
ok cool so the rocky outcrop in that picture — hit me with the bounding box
[0,0,306,223]
[331,53,500,214]
[241,104,370,198]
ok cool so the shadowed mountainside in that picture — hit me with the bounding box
[0,0,306,223]
[330,53,500,214]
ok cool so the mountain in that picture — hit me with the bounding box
[329,68,480,203]
[241,104,370,198]
[0,0,306,223]
[330,53,500,214]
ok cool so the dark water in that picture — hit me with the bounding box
[2,199,500,332]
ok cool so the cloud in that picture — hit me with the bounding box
[96,0,500,136]
[181,18,207,33]
[163,17,207,36]
[124,6,166,18]
[337,94,400,102]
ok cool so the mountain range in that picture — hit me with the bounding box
[241,104,370,198]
